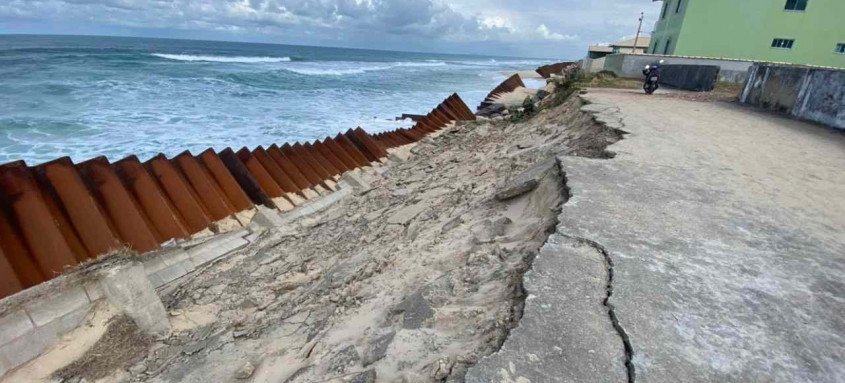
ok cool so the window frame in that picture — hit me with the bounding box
[662,1,670,18]
[676,0,683,13]
[663,38,672,55]
[784,0,808,12]
[836,43,845,54]
[771,38,795,49]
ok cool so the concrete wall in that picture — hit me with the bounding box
[660,64,720,91]
[0,228,253,376]
[0,170,366,377]
[740,64,845,130]
[0,274,103,377]
[602,53,753,83]
[582,57,607,73]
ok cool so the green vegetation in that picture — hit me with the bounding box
[577,71,642,90]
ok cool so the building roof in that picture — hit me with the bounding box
[588,45,614,53]
[612,36,652,48]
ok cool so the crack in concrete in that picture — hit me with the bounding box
[558,96,636,383]
[561,234,635,383]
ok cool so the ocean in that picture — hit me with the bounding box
[0,35,547,165]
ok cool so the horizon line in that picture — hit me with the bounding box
[0,32,564,61]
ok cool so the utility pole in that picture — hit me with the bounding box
[633,12,644,53]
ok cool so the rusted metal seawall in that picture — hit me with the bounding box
[476,74,526,112]
[0,94,475,299]
[535,62,577,78]
[373,94,475,148]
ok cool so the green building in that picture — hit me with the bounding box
[650,0,845,68]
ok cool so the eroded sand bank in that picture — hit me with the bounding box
[13,89,624,383]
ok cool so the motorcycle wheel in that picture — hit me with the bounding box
[643,82,656,95]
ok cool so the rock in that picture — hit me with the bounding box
[478,104,506,117]
[345,369,377,383]
[494,158,558,201]
[129,362,147,375]
[273,273,310,292]
[254,250,283,265]
[536,89,551,99]
[328,345,361,373]
[234,362,255,379]
[387,203,428,226]
[393,291,435,329]
[494,179,538,201]
[471,219,502,244]
[362,330,396,366]
[492,217,512,236]
[440,216,464,234]
[445,363,469,383]
[431,358,454,380]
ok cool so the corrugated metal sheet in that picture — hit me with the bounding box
[0,93,475,299]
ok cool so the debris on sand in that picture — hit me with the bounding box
[41,92,623,382]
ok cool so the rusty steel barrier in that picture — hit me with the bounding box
[535,62,577,79]
[477,74,526,112]
[0,93,475,299]
[374,94,476,149]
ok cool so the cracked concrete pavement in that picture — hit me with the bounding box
[468,88,845,382]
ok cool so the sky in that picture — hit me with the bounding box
[0,0,663,59]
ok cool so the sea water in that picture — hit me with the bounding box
[0,35,546,165]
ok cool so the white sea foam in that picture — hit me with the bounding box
[152,53,292,63]
[283,61,447,76]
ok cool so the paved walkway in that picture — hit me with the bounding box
[467,89,845,382]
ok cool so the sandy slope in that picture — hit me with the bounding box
[19,91,623,383]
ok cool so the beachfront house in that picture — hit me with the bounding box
[650,0,845,68]
[584,37,652,72]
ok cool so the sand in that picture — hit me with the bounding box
[14,87,621,382]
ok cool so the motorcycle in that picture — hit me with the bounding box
[642,60,664,95]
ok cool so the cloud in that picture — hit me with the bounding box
[536,24,576,41]
[479,15,514,32]
[0,0,663,57]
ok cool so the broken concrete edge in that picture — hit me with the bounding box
[0,228,259,377]
[578,93,626,132]
[464,157,568,381]
[467,96,635,382]
[0,220,262,377]
[0,254,144,375]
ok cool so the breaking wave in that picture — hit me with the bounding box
[283,61,447,76]
[152,53,292,63]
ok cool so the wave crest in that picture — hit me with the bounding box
[284,61,446,76]
[151,53,292,63]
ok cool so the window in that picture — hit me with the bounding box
[676,0,683,13]
[836,43,845,54]
[652,40,660,54]
[662,1,670,18]
[771,38,795,49]
[784,0,808,11]
[663,38,672,55]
